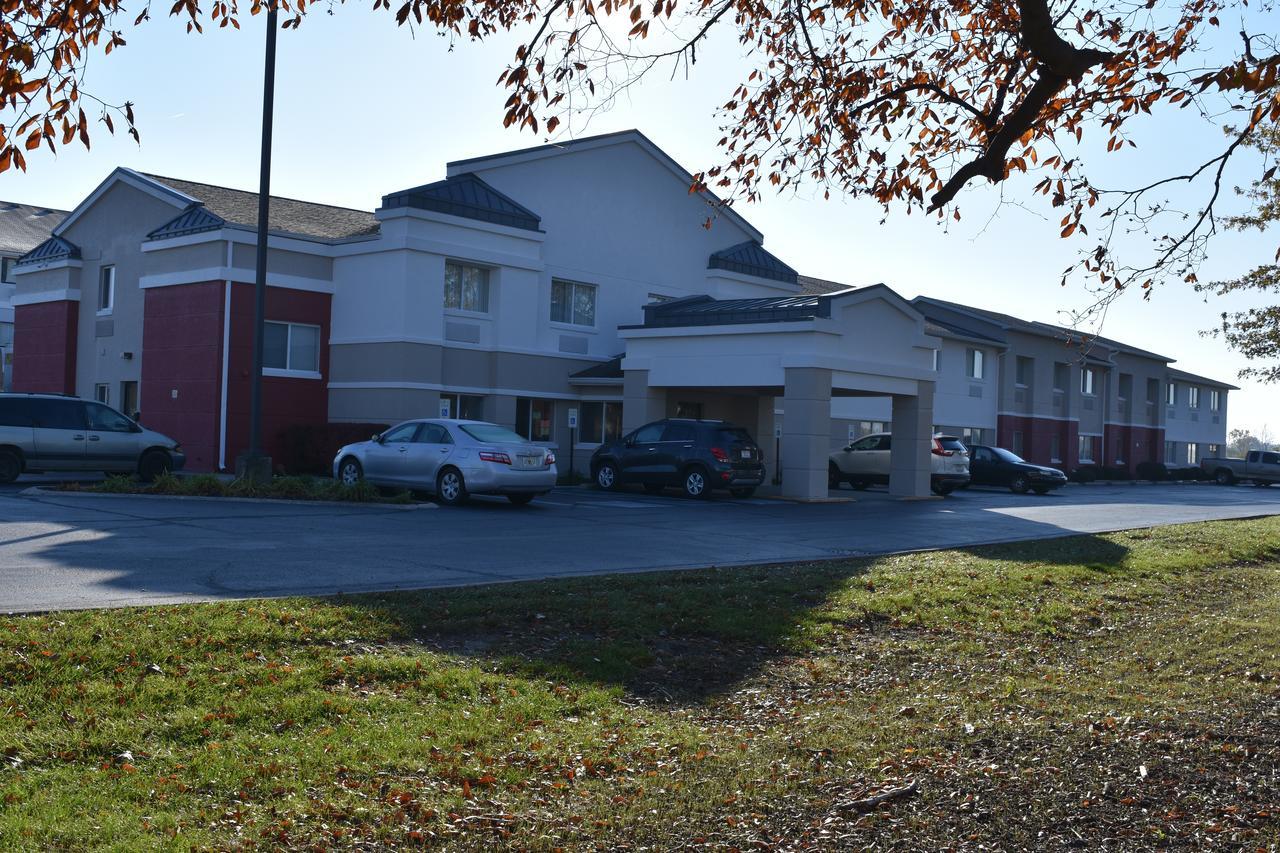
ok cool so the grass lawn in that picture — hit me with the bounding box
[2,518,1278,849]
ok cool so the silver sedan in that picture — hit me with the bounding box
[332,419,558,506]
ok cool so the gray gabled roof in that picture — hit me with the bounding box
[147,205,228,240]
[632,293,829,329]
[0,201,68,256]
[914,296,1173,362]
[1167,367,1240,390]
[381,173,541,232]
[708,241,798,285]
[16,235,81,266]
[142,174,380,241]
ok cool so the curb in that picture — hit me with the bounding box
[19,486,436,510]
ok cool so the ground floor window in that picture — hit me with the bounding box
[1208,444,1220,456]
[1050,435,1062,463]
[120,381,139,420]
[675,401,703,419]
[578,401,622,444]
[1011,430,1024,457]
[1114,438,1125,465]
[439,393,484,420]
[1186,443,1199,465]
[960,427,988,446]
[1165,441,1176,462]
[94,383,109,404]
[858,420,888,437]
[515,398,554,442]
[264,321,321,373]
[1079,435,1096,463]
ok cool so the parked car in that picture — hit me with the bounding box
[1200,451,1280,486]
[828,432,970,495]
[591,418,766,498]
[333,419,557,505]
[0,392,185,484]
[966,444,1068,494]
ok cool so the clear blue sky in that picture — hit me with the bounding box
[2,8,1274,433]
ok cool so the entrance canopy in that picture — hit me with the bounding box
[618,285,941,499]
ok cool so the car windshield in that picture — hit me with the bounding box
[717,428,753,445]
[460,423,528,444]
[992,447,1025,463]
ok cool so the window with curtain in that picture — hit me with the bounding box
[550,279,596,326]
[263,321,320,373]
[444,262,490,313]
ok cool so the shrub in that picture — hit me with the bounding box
[1071,465,1099,483]
[324,480,383,503]
[99,475,135,493]
[184,474,228,497]
[1100,466,1133,481]
[1135,461,1168,481]
[150,472,184,494]
[274,423,389,475]
[266,476,321,500]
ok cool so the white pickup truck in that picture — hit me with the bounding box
[1200,450,1280,486]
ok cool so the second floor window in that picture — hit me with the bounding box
[1166,382,1177,406]
[966,348,984,380]
[0,257,13,284]
[1080,367,1096,395]
[98,266,115,314]
[1188,386,1200,408]
[444,262,489,313]
[264,321,320,373]
[1210,389,1220,411]
[551,279,596,327]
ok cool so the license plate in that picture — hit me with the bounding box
[519,456,542,469]
[741,450,751,459]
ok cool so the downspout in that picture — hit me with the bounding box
[218,240,232,471]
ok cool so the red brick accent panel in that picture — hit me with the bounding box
[141,282,226,472]
[223,284,330,469]
[997,415,1079,470]
[12,300,78,394]
[1104,423,1165,473]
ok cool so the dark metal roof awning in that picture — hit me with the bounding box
[708,241,798,284]
[16,235,80,266]
[382,173,542,232]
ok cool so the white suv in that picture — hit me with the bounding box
[828,432,971,495]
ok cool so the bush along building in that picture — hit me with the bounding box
[10,130,1233,497]
[1,201,68,391]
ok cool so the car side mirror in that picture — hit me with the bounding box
[624,437,634,447]
[844,444,854,452]
[372,433,383,443]
[130,423,143,433]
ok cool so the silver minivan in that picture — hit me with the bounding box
[0,393,186,483]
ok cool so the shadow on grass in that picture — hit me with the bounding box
[338,532,1132,704]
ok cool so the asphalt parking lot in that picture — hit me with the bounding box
[2,475,1280,613]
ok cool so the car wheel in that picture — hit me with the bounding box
[1214,468,1235,486]
[0,449,21,484]
[851,480,871,491]
[682,466,711,499]
[931,482,955,496]
[1010,474,1030,494]
[1032,486,1052,495]
[730,487,756,498]
[436,467,468,506]
[828,463,843,490]
[338,457,363,486]
[138,450,172,483]
[507,493,536,505]
[643,483,665,494]
[595,461,619,491]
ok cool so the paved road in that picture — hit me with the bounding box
[2,477,1279,613]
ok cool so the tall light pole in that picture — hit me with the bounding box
[238,0,278,482]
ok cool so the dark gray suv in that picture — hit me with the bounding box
[590,418,767,498]
[0,393,185,483]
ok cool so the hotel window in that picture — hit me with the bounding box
[675,401,704,419]
[1186,444,1199,465]
[1050,435,1062,462]
[515,398,554,442]
[0,257,13,283]
[1166,382,1176,406]
[263,321,321,374]
[551,279,597,327]
[1080,367,1096,395]
[1015,356,1033,387]
[1188,386,1200,408]
[858,420,887,437]
[98,266,115,315]
[1210,390,1220,411]
[960,427,986,446]
[1012,431,1025,457]
[120,381,139,419]
[94,383,110,404]
[1079,435,1095,463]
[932,349,941,372]
[439,393,484,420]
[1146,377,1159,403]
[1208,444,1221,456]
[444,262,490,313]
[579,401,623,444]
[1053,362,1069,392]
[966,348,984,380]
[1164,440,1176,461]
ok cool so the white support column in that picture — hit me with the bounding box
[889,380,935,498]
[782,367,832,500]
[622,369,666,433]
[755,394,779,490]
